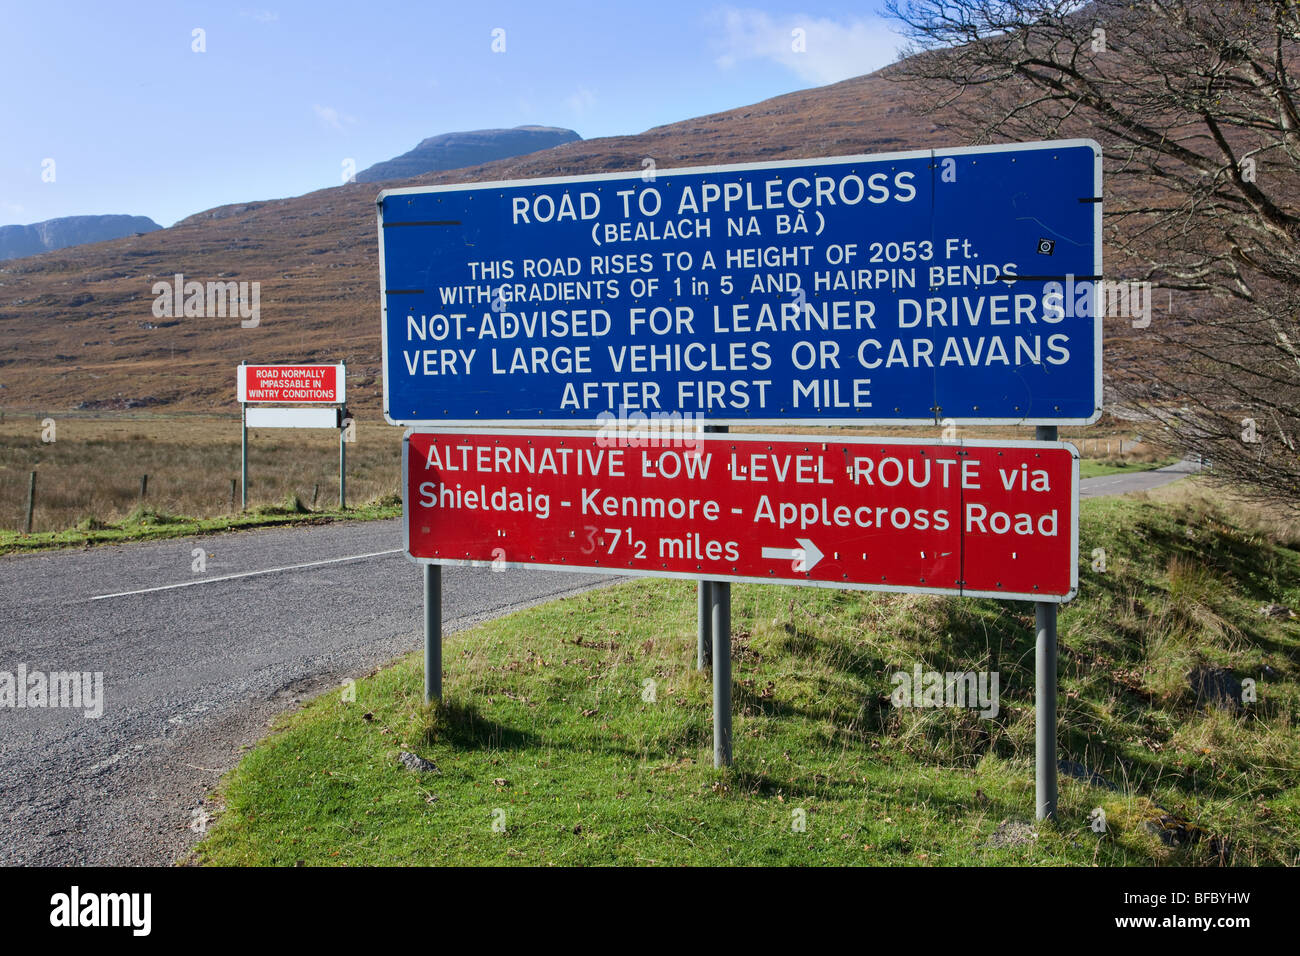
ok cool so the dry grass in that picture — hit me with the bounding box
[0,412,404,532]
[0,410,1168,535]
[1144,480,1300,549]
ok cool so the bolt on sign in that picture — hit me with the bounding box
[237,363,345,404]
[378,140,1101,427]
[404,430,1080,602]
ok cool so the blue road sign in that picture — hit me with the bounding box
[378,140,1101,426]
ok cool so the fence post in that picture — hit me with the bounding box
[139,474,149,501]
[24,471,36,533]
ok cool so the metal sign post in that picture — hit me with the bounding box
[339,419,347,510]
[698,424,727,672]
[712,578,732,767]
[240,388,248,511]
[424,564,442,703]
[697,582,712,670]
[1035,424,1059,820]
[237,361,348,512]
[707,425,731,764]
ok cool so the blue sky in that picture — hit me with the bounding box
[0,1,906,227]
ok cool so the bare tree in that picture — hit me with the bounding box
[883,0,1300,505]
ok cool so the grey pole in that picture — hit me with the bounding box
[701,422,732,764]
[338,364,347,510]
[338,414,347,510]
[1035,424,1059,820]
[712,579,732,767]
[697,581,712,669]
[698,424,728,671]
[424,563,442,703]
[240,402,248,511]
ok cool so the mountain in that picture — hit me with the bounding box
[0,215,162,261]
[0,69,1142,415]
[354,126,581,183]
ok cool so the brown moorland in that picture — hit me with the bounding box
[0,67,1149,419]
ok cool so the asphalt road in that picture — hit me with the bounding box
[1079,457,1202,498]
[0,520,610,865]
[0,459,1198,866]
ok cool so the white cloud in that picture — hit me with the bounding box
[313,104,355,131]
[566,87,597,116]
[712,7,905,85]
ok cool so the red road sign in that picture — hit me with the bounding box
[404,429,1079,602]
[237,363,345,404]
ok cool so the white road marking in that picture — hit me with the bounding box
[90,549,404,601]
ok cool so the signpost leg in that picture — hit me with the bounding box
[240,404,248,512]
[338,365,348,510]
[1034,424,1059,820]
[698,424,726,672]
[424,564,442,703]
[712,578,732,768]
[698,582,712,669]
[339,420,347,510]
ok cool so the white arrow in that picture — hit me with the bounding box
[762,538,824,572]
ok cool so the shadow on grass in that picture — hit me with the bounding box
[420,699,541,752]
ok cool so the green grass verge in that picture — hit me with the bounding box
[192,491,1300,867]
[0,495,401,556]
[1078,457,1179,479]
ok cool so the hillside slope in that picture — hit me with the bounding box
[0,69,1138,416]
